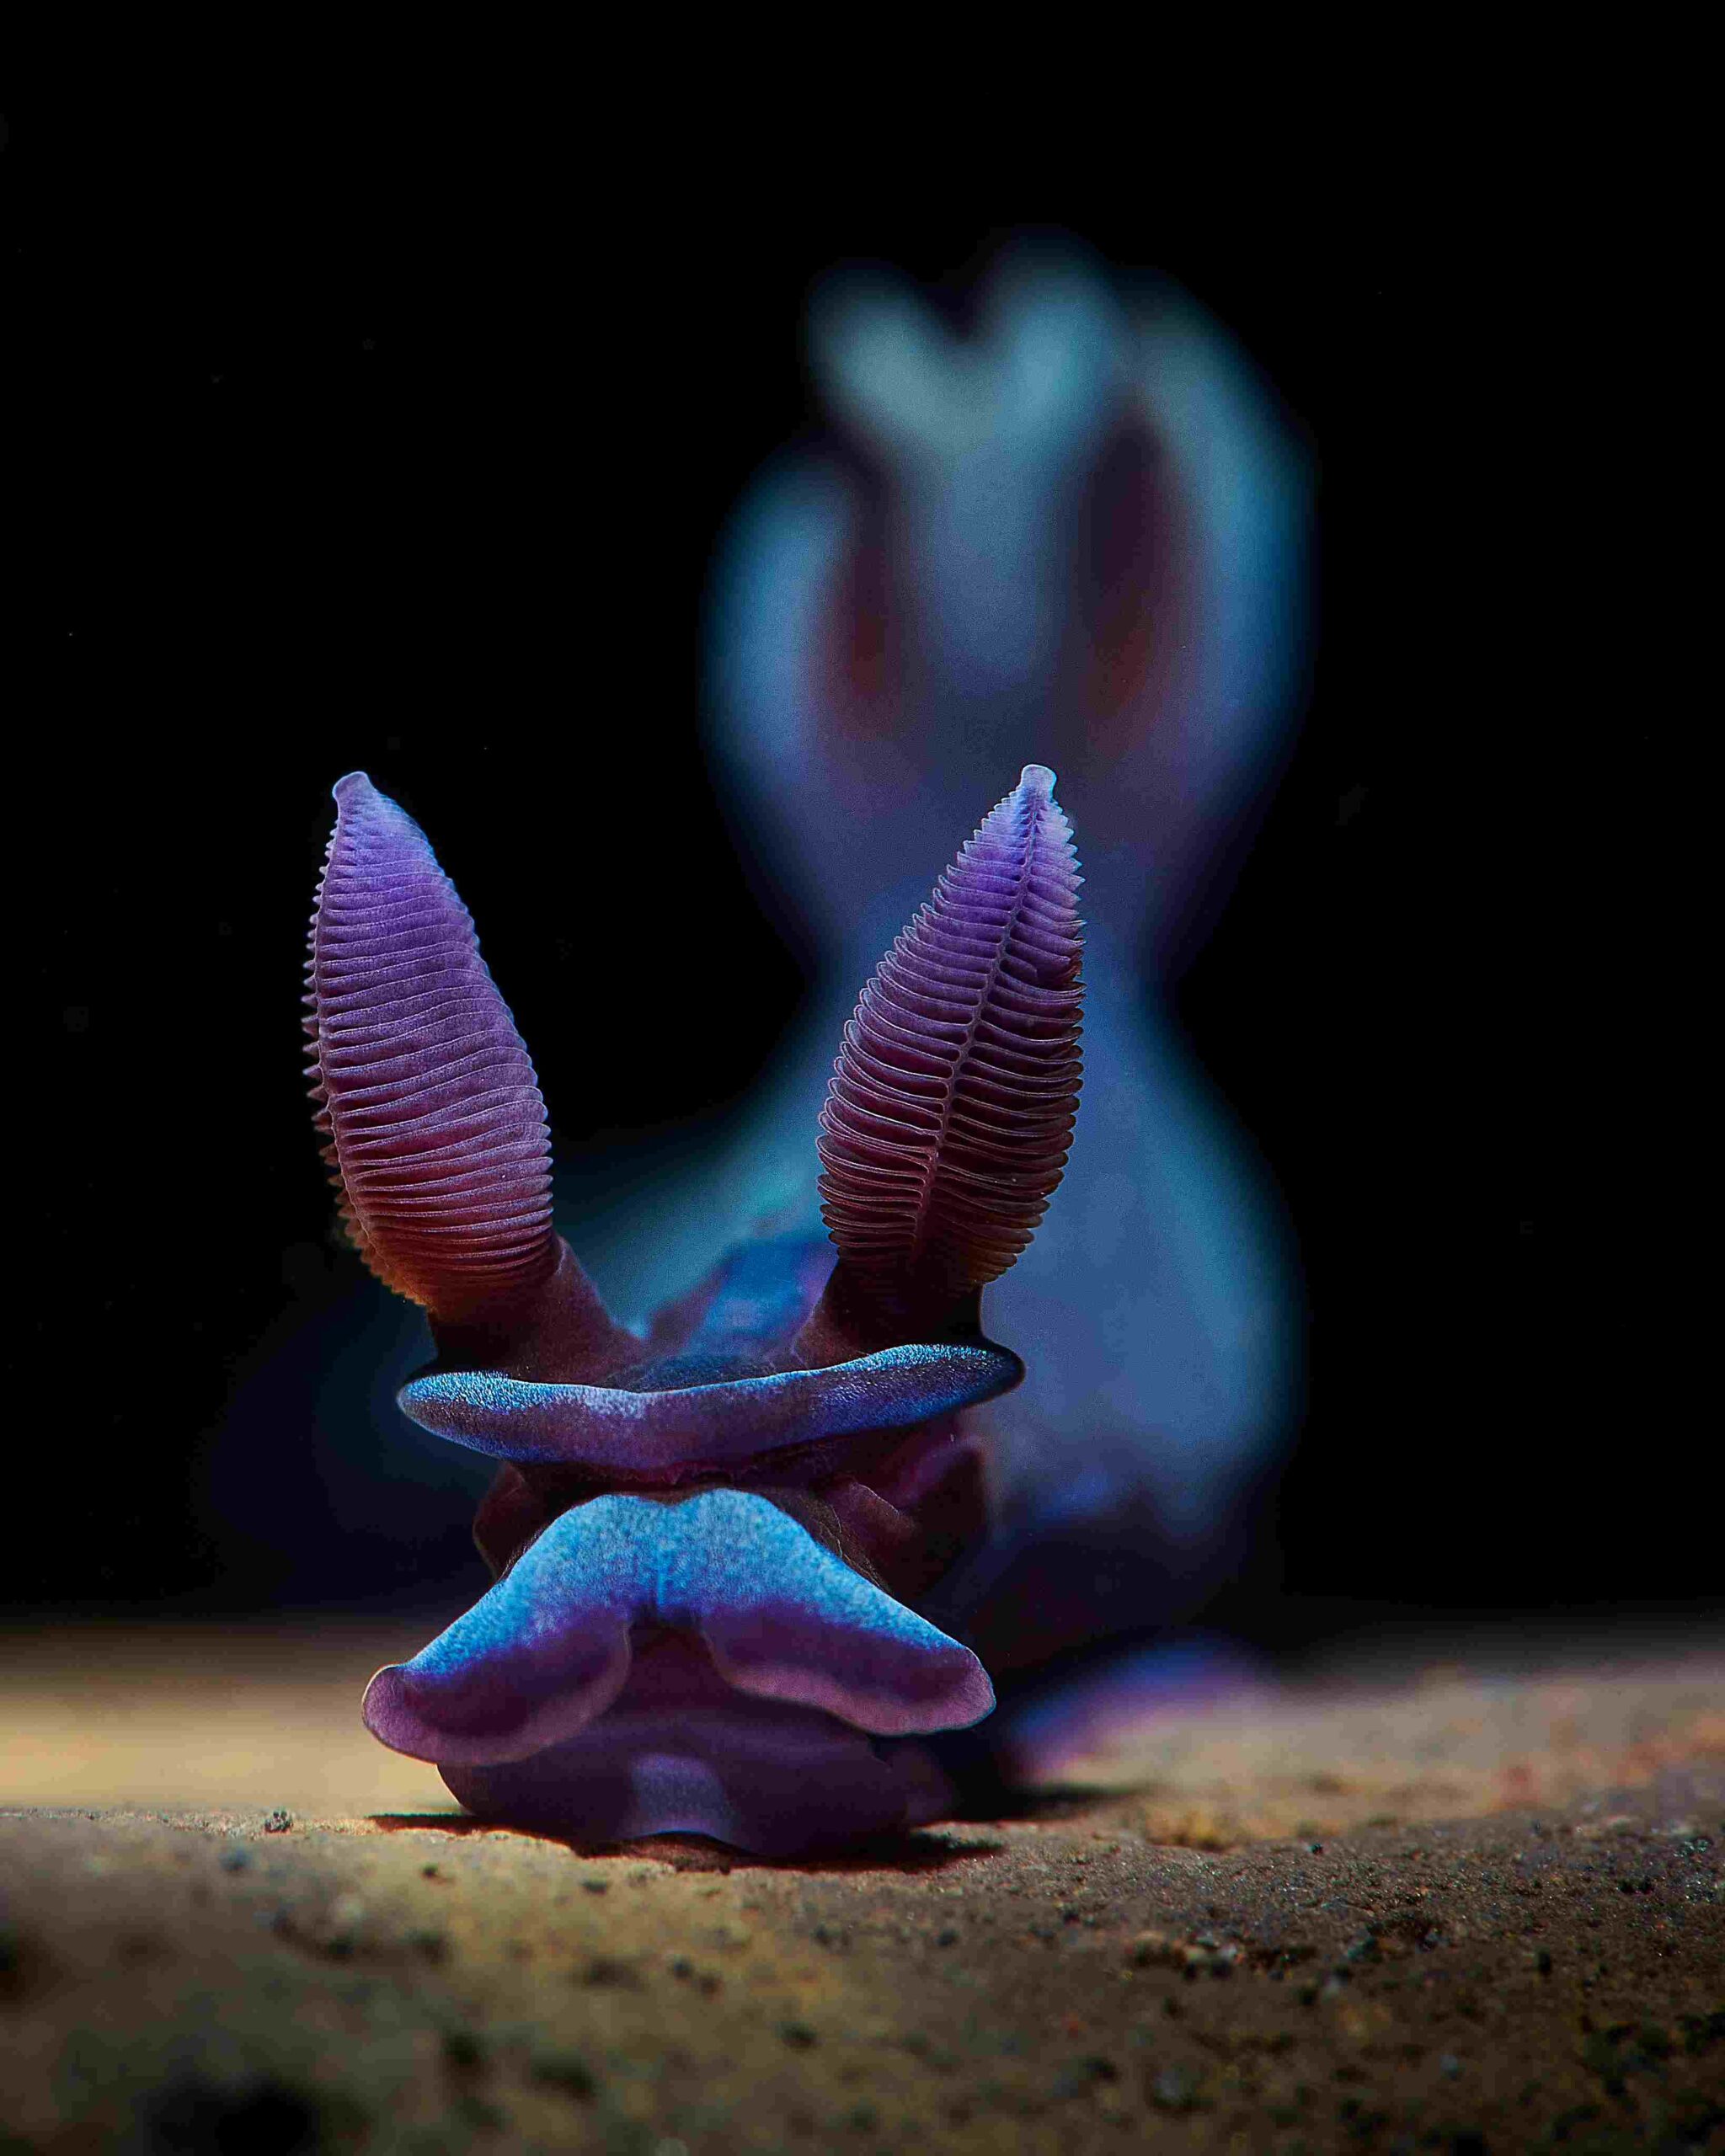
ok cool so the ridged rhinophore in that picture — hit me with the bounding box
[304,774,558,1317]
[816,764,1084,1310]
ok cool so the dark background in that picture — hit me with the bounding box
[6,100,1640,1649]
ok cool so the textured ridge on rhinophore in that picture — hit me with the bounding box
[816,763,1084,1309]
[304,774,558,1315]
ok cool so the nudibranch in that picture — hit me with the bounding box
[305,763,1083,1851]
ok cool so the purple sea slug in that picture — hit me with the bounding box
[306,762,1084,1851]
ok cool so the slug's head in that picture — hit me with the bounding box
[307,765,1084,1849]
[304,765,1082,1504]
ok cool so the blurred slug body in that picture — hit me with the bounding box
[307,768,1083,1851]
[632,240,1314,1668]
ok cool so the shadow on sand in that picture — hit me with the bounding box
[366,1809,1060,1873]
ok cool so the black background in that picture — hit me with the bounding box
[6,97,1651,1647]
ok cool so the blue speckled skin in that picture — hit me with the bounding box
[365,1488,992,1758]
[398,1337,1020,1476]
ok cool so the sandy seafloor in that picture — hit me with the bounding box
[3,1620,1723,2153]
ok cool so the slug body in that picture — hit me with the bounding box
[578,243,1311,1670]
[307,766,1084,1851]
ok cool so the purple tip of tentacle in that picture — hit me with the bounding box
[305,773,558,1319]
[361,1490,995,1764]
[396,1338,1022,1476]
[815,761,1083,1325]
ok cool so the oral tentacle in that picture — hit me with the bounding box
[397,1337,1021,1473]
[361,1489,994,1766]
